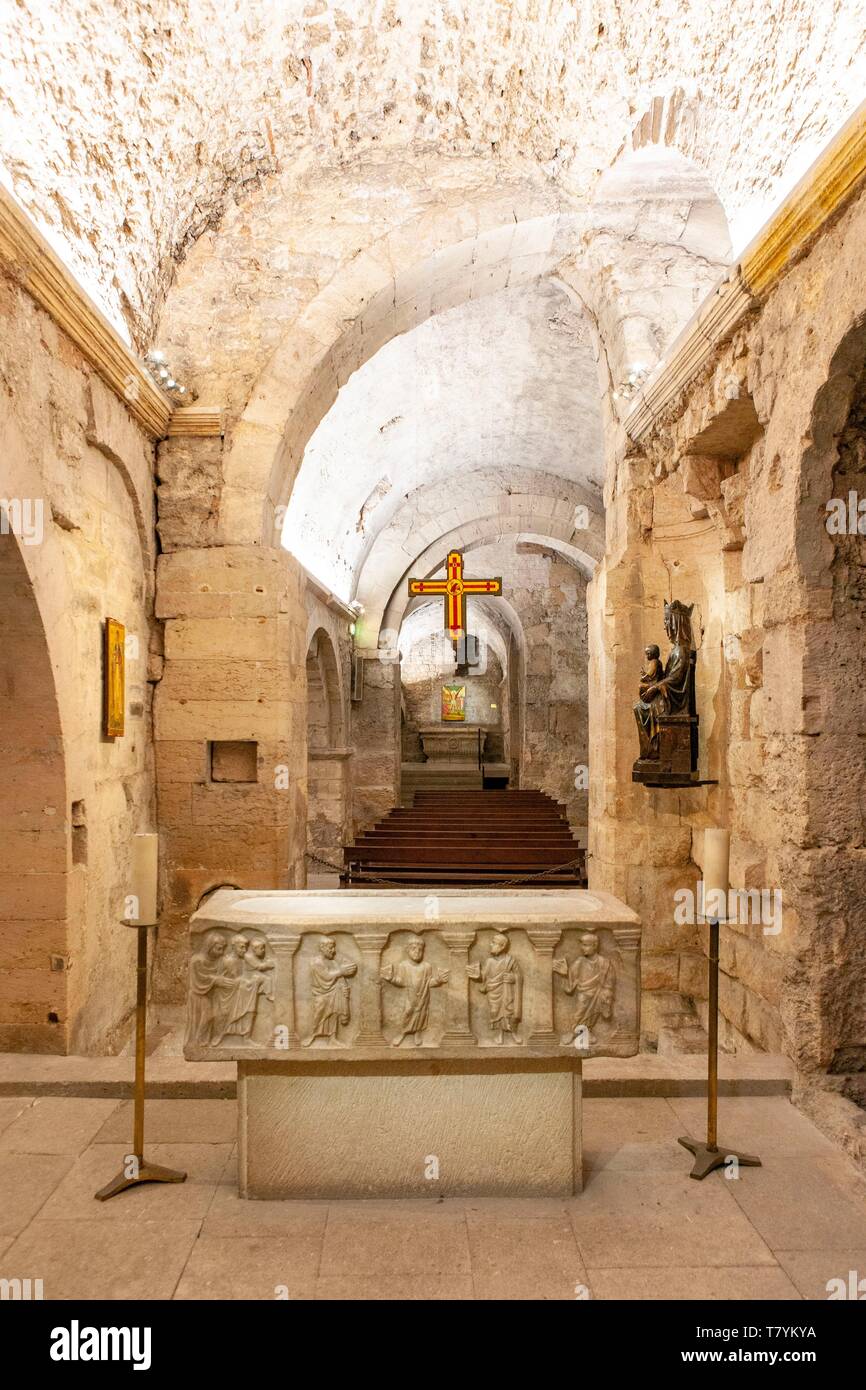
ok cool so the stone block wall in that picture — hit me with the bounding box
[589,183,866,1078]
[153,544,308,1003]
[0,270,156,1053]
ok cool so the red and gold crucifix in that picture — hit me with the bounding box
[407,550,503,643]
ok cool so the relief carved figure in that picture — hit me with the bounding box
[302,936,358,1047]
[467,932,523,1044]
[553,931,617,1047]
[380,936,449,1047]
[223,935,275,1040]
[187,931,274,1046]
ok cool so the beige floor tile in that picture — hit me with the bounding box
[583,1098,684,1146]
[726,1156,866,1251]
[468,1213,587,1300]
[93,1098,237,1145]
[316,1273,474,1300]
[38,1143,231,1222]
[668,1097,838,1157]
[585,1140,688,1175]
[463,1198,570,1220]
[174,1235,320,1300]
[0,1235,13,1260]
[0,1097,122,1155]
[569,1171,776,1268]
[587,1265,802,1300]
[583,1098,687,1174]
[320,1209,471,1277]
[0,1152,74,1237]
[1,1218,200,1300]
[0,1097,35,1138]
[774,1249,866,1300]
[203,1182,329,1239]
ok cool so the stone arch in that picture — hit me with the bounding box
[789,314,866,1076]
[397,593,520,777]
[367,509,601,649]
[0,523,69,1052]
[218,195,600,547]
[304,627,348,874]
[573,144,733,423]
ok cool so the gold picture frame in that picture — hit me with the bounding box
[104,617,126,738]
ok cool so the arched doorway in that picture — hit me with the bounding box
[304,628,348,882]
[0,526,68,1051]
[794,316,866,1092]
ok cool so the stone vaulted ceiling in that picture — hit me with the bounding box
[283,279,603,601]
[1,0,865,343]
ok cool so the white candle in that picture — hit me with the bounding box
[703,828,730,922]
[130,832,158,926]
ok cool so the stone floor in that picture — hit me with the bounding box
[1,1094,865,1300]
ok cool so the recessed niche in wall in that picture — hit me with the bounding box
[210,740,258,783]
[71,800,88,865]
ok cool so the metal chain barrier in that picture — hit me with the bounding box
[305,849,586,891]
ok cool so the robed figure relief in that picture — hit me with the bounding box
[633,599,699,784]
[381,937,449,1046]
[187,932,275,1046]
[553,931,616,1047]
[468,932,523,1044]
[302,936,357,1047]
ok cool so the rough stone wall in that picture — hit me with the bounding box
[511,550,590,835]
[401,633,505,744]
[153,545,308,1002]
[350,653,402,833]
[589,182,866,1158]
[3,1,864,343]
[0,267,156,1053]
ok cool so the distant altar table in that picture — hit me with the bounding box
[418,724,487,762]
[185,888,641,1197]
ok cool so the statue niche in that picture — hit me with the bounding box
[632,599,700,786]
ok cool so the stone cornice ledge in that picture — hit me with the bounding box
[626,98,866,443]
[0,184,172,438]
[167,404,225,437]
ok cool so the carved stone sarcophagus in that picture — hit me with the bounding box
[184,887,641,1061]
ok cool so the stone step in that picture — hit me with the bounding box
[0,1046,795,1099]
[657,1023,710,1056]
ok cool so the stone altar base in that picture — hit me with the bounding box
[239,1057,582,1198]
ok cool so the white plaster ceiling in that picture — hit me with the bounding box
[282,279,603,600]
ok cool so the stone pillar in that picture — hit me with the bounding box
[351,651,401,831]
[354,932,390,1045]
[527,928,562,1044]
[153,544,308,1003]
[271,932,302,1050]
[439,930,477,1046]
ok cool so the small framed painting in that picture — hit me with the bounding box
[104,617,126,738]
[441,683,466,722]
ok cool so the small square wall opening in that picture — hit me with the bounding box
[210,740,258,783]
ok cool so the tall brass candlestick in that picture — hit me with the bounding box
[95,834,186,1202]
[678,829,762,1180]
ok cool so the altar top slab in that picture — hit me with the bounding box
[191,887,639,934]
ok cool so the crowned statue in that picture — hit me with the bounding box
[633,600,700,785]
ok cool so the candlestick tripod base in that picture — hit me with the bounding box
[95,1156,187,1202]
[678,1136,762,1181]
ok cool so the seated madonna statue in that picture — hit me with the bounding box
[634,600,695,761]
